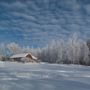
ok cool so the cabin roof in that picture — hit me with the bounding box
[10,53,37,60]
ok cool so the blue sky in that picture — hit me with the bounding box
[0,0,90,47]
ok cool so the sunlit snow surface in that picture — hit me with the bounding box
[0,62,90,90]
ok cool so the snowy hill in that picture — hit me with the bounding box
[0,62,90,90]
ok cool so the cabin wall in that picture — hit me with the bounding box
[11,57,37,63]
[12,58,22,62]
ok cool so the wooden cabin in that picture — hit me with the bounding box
[10,53,38,63]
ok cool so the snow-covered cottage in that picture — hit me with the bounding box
[10,53,38,63]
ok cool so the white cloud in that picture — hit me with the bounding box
[10,12,36,21]
[84,4,90,15]
[0,0,90,46]
[0,1,27,9]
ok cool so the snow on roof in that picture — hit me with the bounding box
[10,53,37,60]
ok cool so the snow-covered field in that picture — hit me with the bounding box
[0,62,90,90]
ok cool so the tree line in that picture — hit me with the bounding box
[0,33,90,65]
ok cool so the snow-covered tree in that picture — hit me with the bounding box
[0,33,89,65]
[66,33,82,64]
[79,42,90,65]
[36,33,90,65]
[7,42,22,55]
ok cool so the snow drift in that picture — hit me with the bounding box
[0,61,90,90]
